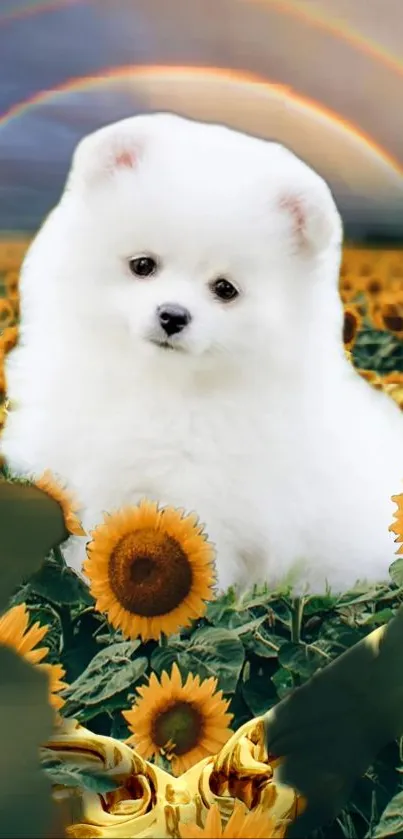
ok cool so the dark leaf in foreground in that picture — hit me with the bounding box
[0,646,56,838]
[265,606,403,836]
[0,478,68,609]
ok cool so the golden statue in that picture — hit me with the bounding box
[45,715,304,838]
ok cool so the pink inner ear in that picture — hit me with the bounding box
[114,149,137,170]
[279,195,306,236]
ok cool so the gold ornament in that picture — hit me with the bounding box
[44,716,305,838]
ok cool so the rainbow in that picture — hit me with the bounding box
[2,0,403,85]
[0,0,82,23]
[257,0,403,79]
[0,65,401,176]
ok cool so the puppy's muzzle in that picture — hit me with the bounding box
[157,304,192,336]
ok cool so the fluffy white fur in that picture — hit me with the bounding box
[2,112,403,593]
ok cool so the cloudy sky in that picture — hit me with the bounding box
[1,0,403,240]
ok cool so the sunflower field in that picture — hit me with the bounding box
[1,238,403,839]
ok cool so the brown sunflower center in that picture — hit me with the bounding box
[383,311,403,333]
[109,528,193,617]
[367,278,382,295]
[343,311,357,345]
[152,701,204,755]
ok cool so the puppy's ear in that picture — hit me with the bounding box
[66,121,142,191]
[277,178,342,254]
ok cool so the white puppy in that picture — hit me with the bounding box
[2,113,403,593]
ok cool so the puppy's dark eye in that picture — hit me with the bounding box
[128,256,157,277]
[210,278,239,302]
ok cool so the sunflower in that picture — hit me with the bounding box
[178,801,287,839]
[339,274,361,304]
[84,500,216,642]
[4,270,19,299]
[0,360,5,398]
[0,603,67,710]
[357,369,384,390]
[389,276,403,292]
[343,306,361,349]
[362,275,385,298]
[380,374,403,411]
[392,389,403,410]
[0,241,28,271]
[35,470,86,537]
[123,662,233,775]
[390,494,403,554]
[0,298,14,328]
[0,402,6,432]
[382,372,403,387]
[38,661,67,711]
[373,296,403,339]
[0,324,18,354]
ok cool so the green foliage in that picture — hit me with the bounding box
[27,554,93,606]
[151,625,245,693]
[389,558,403,589]
[41,750,119,794]
[3,548,403,839]
[62,640,148,721]
[368,789,403,837]
[353,328,403,373]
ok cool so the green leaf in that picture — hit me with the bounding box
[242,625,286,659]
[278,642,327,679]
[304,595,336,616]
[41,752,119,794]
[230,614,267,636]
[389,558,403,589]
[271,666,294,699]
[363,609,396,627]
[335,585,388,608]
[73,688,139,723]
[241,659,279,716]
[317,618,366,655]
[27,559,93,606]
[371,790,403,837]
[205,588,237,624]
[151,626,245,693]
[58,610,108,686]
[62,641,148,711]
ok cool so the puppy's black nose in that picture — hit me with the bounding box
[157,304,191,336]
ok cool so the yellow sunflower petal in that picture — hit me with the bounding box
[38,662,68,710]
[224,801,287,839]
[35,470,86,537]
[0,604,49,664]
[179,801,288,839]
[0,604,67,710]
[390,493,403,554]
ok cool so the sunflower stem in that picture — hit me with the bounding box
[52,604,74,652]
[290,596,304,644]
[52,545,65,567]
